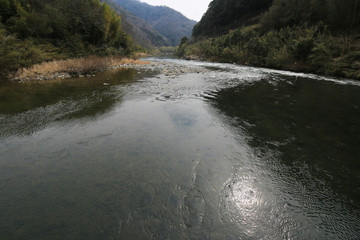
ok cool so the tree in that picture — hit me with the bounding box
[0,0,11,22]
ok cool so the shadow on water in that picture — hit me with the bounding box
[209,76,360,205]
[0,69,151,137]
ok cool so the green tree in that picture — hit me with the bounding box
[0,0,11,22]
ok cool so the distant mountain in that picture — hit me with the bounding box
[106,0,170,48]
[111,0,197,46]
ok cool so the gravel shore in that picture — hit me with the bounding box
[114,60,209,78]
[11,58,209,82]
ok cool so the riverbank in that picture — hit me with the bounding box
[177,25,360,80]
[10,56,150,82]
[9,56,210,82]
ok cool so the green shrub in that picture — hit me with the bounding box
[179,23,359,79]
[266,46,293,67]
[309,41,332,71]
[292,38,315,60]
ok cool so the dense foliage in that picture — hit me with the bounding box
[262,0,360,32]
[193,0,272,38]
[111,0,196,45]
[0,0,135,73]
[193,0,360,39]
[179,0,360,79]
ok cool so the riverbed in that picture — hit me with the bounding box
[0,58,359,239]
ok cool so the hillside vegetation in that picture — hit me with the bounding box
[193,0,272,38]
[105,0,170,48]
[0,0,136,74]
[112,0,197,45]
[178,0,360,79]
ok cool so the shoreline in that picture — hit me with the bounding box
[9,56,150,82]
[182,55,360,81]
[9,56,210,82]
[7,55,358,83]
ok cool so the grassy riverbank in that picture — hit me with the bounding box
[0,0,140,79]
[11,56,149,81]
[177,25,360,80]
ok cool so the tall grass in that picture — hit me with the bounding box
[12,56,149,81]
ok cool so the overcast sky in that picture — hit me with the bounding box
[140,0,212,21]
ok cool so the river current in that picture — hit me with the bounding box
[0,58,359,239]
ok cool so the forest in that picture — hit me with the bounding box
[0,0,135,73]
[178,0,360,79]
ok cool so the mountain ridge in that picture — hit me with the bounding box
[105,0,171,48]
[111,0,197,46]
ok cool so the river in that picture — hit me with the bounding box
[0,58,359,239]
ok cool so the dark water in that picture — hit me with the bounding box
[0,60,359,239]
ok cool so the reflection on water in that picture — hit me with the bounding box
[211,77,360,202]
[0,69,150,138]
[210,76,360,239]
[0,60,359,239]
[0,69,139,115]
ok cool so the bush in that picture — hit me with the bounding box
[292,38,315,60]
[266,46,293,67]
[309,42,332,71]
[178,23,359,79]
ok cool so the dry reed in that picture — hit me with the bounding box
[12,56,150,81]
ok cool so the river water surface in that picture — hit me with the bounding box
[0,59,359,239]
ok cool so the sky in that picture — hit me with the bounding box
[140,0,212,21]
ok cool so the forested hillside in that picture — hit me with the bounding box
[0,0,135,73]
[262,0,360,32]
[178,0,360,79]
[111,0,197,45]
[105,0,170,48]
[193,0,272,38]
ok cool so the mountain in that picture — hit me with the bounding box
[111,0,197,46]
[193,0,272,38]
[105,0,170,47]
[178,0,360,80]
[193,0,360,39]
